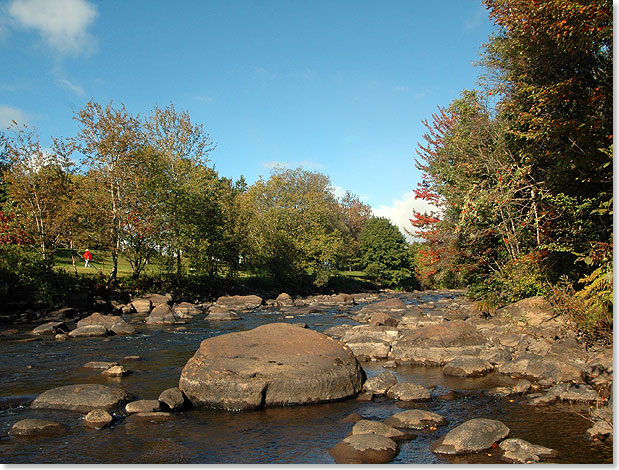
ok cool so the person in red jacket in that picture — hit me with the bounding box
[83,249,92,268]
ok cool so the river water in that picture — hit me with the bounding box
[0,293,612,464]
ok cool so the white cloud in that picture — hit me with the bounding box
[56,77,85,96]
[373,192,439,243]
[332,185,347,199]
[194,94,213,104]
[8,0,98,55]
[0,104,29,128]
[394,85,410,93]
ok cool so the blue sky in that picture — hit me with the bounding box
[0,0,497,238]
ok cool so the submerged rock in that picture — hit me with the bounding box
[31,384,133,412]
[178,322,364,410]
[329,433,399,464]
[9,419,68,438]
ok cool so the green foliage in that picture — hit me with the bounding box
[359,217,417,289]
[239,167,347,288]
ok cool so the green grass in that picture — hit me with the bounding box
[53,248,157,277]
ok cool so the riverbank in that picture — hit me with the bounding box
[0,289,612,463]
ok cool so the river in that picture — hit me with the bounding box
[0,292,612,464]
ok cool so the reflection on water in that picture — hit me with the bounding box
[0,295,612,464]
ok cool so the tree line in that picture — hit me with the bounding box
[0,102,415,304]
[411,0,612,339]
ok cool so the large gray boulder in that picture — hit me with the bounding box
[431,418,510,455]
[69,325,109,337]
[31,384,134,412]
[179,323,364,410]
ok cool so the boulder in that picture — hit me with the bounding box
[158,388,187,411]
[363,371,397,395]
[443,357,494,377]
[178,323,364,410]
[355,297,407,322]
[498,353,584,385]
[145,293,172,306]
[31,321,69,335]
[125,399,162,413]
[83,409,113,429]
[384,409,447,430]
[386,382,431,401]
[585,419,613,442]
[499,438,558,463]
[495,296,556,327]
[9,419,68,438]
[329,434,399,464]
[431,418,510,455]
[342,325,400,344]
[206,306,241,321]
[369,312,399,327]
[351,419,409,441]
[69,325,109,337]
[173,302,202,318]
[77,312,135,335]
[346,340,391,361]
[131,298,152,314]
[214,294,263,310]
[145,304,184,325]
[31,384,133,412]
[275,293,295,307]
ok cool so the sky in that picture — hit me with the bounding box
[0,0,497,240]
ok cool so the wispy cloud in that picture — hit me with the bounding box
[373,191,439,242]
[194,94,213,104]
[0,104,29,129]
[56,77,86,96]
[464,4,486,31]
[7,0,98,56]
[394,85,410,93]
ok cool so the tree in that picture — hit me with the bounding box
[360,217,415,288]
[70,101,144,285]
[337,191,373,270]
[144,103,216,278]
[3,124,73,263]
[240,167,347,287]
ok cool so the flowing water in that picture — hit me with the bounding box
[0,293,612,464]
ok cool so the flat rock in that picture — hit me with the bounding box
[173,302,202,318]
[102,365,130,377]
[351,419,410,441]
[443,357,494,377]
[322,324,354,339]
[363,371,397,395]
[83,361,119,370]
[125,399,162,413]
[9,418,68,437]
[499,438,558,463]
[83,409,113,429]
[329,433,399,464]
[31,321,69,335]
[69,325,109,337]
[386,382,431,401]
[495,296,556,327]
[384,409,447,430]
[179,323,364,410]
[431,418,510,455]
[31,384,134,412]
[215,294,263,310]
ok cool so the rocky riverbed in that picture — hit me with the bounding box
[0,289,612,464]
